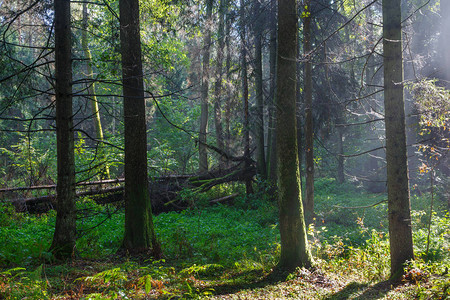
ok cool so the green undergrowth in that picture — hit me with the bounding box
[0,179,448,299]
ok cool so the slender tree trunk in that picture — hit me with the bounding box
[276,0,313,271]
[267,0,277,184]
[119,0,160,254]
[199,0,214,173]
[214,0,226,166]
[224,6,232,160]
[336,117,345,184]
[82,3,110,179]
[253,0,266,179]
[382,0,414,280]
[303,0,314,223]
[296,24,303,186]
[240,0,253,194]
[50,0,76,259]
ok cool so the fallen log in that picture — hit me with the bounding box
[210,193,239,204]
[0,178,125,193]
[6,164,256,214]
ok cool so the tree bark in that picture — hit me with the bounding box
[119,0,160,254]
[213,0,227,166]
[267,0,277,184]
[50,0,77,259]
[382,0,414,280]
[240,0,253,194]
[82,2,110,179]
[336,116,345,184]
[276,0,313,271]
[224,5,232,161]
[253,0,267,179]
[199,0,214,173]
[303,0,314,223]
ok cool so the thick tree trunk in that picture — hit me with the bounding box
[214,0,226,166]
[82,3,110,179]
[382,0,414,280]
[50,0,77,259]
[119,0,159,254]
[199,0,214,173]
[303,0,314,223]
[276,0,313,271]
[253,0,267,179]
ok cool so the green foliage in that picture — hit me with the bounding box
[179,263,224,278]
[0,265,49,299]
[313,178,388,246]
[80,267,128,290]
[0,179,448,298]
[154,205,279,265]
[0,204,54,266]
[409,79,450,132]
[0,132,56,187]
[406,259,450,300]
[412,211,450,262]
[76,199,124,258]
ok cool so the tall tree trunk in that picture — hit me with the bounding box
[199,0,214,173]
[224,5,232,160]
[303,0,314,223]
[214,0,226,166]
[82,2,110,179]
[50,0,76,259]
[276,0,313,271]
[296,23,303,186]
[253,0,267,179]
[382,0,414,280]
[119,0,160,254]
[267,0,278,184]
[240,0,253,194]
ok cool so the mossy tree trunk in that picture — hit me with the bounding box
[119,0,159,253]
[50,0,76,259]
[82,2,110,179]
[276,0,313,271]
[382,0,414,280]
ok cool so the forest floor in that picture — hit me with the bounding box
[0,178,449,299]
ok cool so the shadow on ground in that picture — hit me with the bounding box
[326,280,392,300]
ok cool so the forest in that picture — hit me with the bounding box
[0,0,449,299]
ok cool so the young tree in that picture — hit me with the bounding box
[276,0,313,270]
[199,0,214,173]
[119,0,160,253]
[382,0,414,279]
[50,0,77,259]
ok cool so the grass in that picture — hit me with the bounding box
[0,178,449,299]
